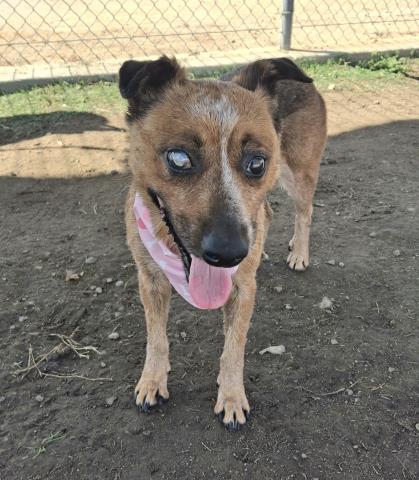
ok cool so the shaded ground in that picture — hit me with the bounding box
[0,84,418,479]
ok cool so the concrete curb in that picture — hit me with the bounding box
[0,44,417,93]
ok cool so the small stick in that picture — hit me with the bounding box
[201,442,212,452]
[300,379,360,397]
[41,372,112,382]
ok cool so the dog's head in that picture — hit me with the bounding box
[119,56,311,292]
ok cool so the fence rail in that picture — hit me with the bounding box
[0,1,418,69]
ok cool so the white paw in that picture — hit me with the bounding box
[287,250,309,271]
[134,364,170,411]
[214,384,250,431]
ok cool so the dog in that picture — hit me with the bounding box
[119,55,327,431]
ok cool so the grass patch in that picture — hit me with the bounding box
[298,55,413,90]
[0,81,124,117]
[0,56,416,121]
[357,53,410,73]
[28,431,66,459]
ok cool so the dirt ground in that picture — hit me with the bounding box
[0,82,418,480]
[0,0,418,66]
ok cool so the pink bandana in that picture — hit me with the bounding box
[133,193,238,310]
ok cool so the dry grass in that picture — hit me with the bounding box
[13,328,112,382]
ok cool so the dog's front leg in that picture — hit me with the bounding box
[134,268,172,411]
[215,275,255,431]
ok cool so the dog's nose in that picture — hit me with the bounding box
[201,229,249,268]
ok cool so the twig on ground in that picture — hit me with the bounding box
[395,455,414,479]
[13,328,112,381]
[14,328,79,377]
[49,332,100,359]
[39,372,112,381]
[299,379,361,397]
[201,442,212,452]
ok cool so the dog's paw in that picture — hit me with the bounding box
[287,250,308,271]
[134,369,169,412]
[288,234,309,271]
[214,386,250,432]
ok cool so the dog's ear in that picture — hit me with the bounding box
[119,56,185,120]
[231,58,312,94]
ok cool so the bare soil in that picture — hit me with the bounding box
[1,0,417,66]
[0,86,418,479]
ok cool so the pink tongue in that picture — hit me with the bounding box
[189,255,235,309]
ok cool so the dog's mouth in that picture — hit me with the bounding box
[147,188,237,310]
[148,189,192,280]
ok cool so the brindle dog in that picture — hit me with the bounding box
[119,56,327,431]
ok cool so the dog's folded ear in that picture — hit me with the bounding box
[119,56,185,120]
[228,58,312,94]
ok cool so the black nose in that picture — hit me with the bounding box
[201,226,249,268]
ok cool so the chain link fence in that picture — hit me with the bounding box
[0,0,418,70]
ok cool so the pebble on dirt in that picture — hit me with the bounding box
[327,259,336,265]
[108,332,120,340]
[369,232,377,238]
[41,251,51,261]
[393,249,401,257]
[319,296,333,310]
[115,280,124,287]
[330,338,339,345]
[106,396,116,406]
[35,395,44,402]
[338,262,345,267]
[274,285,283,293]
[85,256,97,264]
[95,287,103,294]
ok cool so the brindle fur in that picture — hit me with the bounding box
[120,56,327,431]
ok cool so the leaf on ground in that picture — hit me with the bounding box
[65,270,82,282]
[259,345,286,355]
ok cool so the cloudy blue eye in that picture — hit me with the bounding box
[166,149,192,172]
[245,155,266,178]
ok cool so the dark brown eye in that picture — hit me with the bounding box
[166,149,192,172]
[245,155,265,178]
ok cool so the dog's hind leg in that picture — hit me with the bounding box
[134,267,172,411]
[280,159,320,271]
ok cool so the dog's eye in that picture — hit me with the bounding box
[166,149,192,171]
[245,155,266,178]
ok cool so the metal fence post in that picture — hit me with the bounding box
[280,0,295,50]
